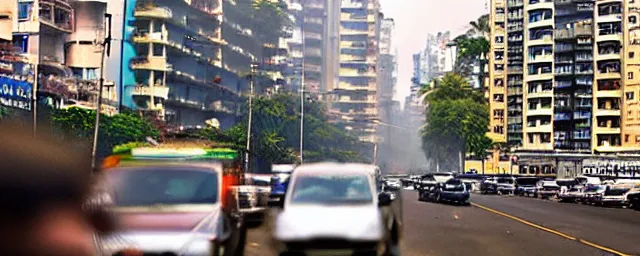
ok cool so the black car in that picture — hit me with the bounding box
[480,177,499,194]
[419,178,470,205]
[515,177,540,197]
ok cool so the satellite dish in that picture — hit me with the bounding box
[206,118,220,129]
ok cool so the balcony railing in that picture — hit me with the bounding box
[132,85,170,99]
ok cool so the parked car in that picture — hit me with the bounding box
[582,184,608,205]
[417,174,444,201]
[272,163,401,256]
[428,178,471,205]
[97,147,247,256]
[558,186,584,203]
[480,177,499,194]
[536,180,560,199]
[628,191,640,210]
[515,177,540,197]
[269,164,296,205]
[591,181,640,206]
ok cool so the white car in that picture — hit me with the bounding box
[273,163,401,255]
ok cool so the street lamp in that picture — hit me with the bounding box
[90,13,112,171]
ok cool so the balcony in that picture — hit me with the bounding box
[39,0,73,33]
[527,107,553,116]
[134,5,172,19]
[130,56,172,71]
[528,0,553,10]
[596,33,622,42]
[528,54,553,64]
[508,87,523,96]
[555,28,574,40]
[527,71,553,81]
[527,90,553,98]
[595,89,622,98]
[508,0,524,8]
[528,35,553,46]
[594,108,621,116]
[575,25,593,37]
[340,70,376,77]
[595,51,620,61]
[529,18,553,29]
[526,123,553,133]
[594,126,621,134]
[132,85,170,99]
[341,28,369,36]
[596,70,621,80]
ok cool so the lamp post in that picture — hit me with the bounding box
[246,61,258,172]
[90,13,112,171]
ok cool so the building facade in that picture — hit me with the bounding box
[0,0,118,115]
[330,0,380,145]
[488,0,640,174]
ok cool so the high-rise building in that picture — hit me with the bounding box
[330,0,380,145]
[488,0,640,154]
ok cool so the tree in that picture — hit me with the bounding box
[421,73,490,172]
[453,35,489,77]
[467,14,490,38]
[50,107,160,157]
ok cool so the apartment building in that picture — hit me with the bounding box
[623,0,640,148]
[489,0,508,145]
[331,0,380,144]
[121,0,299,129]
[378,17,395,123]
[0,0,117,115]
[488,0,640,154]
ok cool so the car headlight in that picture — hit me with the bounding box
[181,238,214,256]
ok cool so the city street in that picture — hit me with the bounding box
[247,190,640,256]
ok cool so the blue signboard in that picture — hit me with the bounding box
[0,76,33,111]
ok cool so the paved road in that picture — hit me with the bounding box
[246,190,640,255]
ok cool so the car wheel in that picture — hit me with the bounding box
[229,226,247,256]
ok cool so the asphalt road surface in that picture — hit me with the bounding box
[246,189,640,256]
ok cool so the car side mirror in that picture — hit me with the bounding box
[378,192,392,206]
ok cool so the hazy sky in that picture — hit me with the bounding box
[378,0,489,105]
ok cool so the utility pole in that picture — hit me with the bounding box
[32,62,38,138]
[246,61,257,172]
[91,13,112,170]
[299,5,306,164]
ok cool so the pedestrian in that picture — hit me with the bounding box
[0,121,116,255]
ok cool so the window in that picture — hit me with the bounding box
[630,16,637,24]
[107,168,219,207]
[494,79,504,87]
[541,133,551,143]
[636,136,640,143]
[628,110,634,120]
[629,72,634,79]
[290,174,373,205]
[493,126,504,134]
[495,36,504,43]
[528,134,535,144]
[12,34,28,53]
[627,92,635,100]
[18,1,33,20]
[625,134,630,143]
[152,44,163,57]
[494,94,504,102]
[631,52,636,58]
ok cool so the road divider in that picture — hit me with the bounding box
[471,202,632,256]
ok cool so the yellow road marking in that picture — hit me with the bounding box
[579,239,632,256]
[471,203,576,240]
[472,202,632,256]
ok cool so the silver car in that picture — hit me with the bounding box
[272,163,401,255]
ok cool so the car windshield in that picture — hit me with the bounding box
[290,174,373,205]
[497,178,514,184]
[107,168,218,207]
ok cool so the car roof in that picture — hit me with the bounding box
[293,162,379,176]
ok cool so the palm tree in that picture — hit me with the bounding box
[467,14,490,38]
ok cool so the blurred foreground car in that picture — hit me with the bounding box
[272,163,401,256]
[98,147,247,256]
